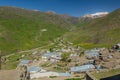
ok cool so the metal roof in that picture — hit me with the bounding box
[18,60,31,67]
[85,50,99,58]
[57,72,71,76]
[20,60,30,64]
[70,64,95,72]
[28,66,41,73]
[43,52,61,57]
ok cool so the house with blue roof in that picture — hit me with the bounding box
[70,64,95,74]
[17,60,33,70]
[18,60,32,66]
[28,66,41,73]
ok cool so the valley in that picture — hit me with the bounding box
[0,6,120,80]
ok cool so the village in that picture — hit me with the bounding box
[1,39,120,80]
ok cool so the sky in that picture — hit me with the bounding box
[0,0,120,17]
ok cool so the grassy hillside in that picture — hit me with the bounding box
[64,9,120,48]
[0,6,75,55]
[0,6,120,54]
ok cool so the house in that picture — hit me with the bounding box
[42,52,61,62]
[84,50,99,59]
[70,64,95,74]
[28,66,41,73]
[18,60,33,66]
[17,60,33,70]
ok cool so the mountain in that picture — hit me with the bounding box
[74,12,109,28]
[0,6,119,54]
[60,14,80,25]
[0,6,76,55]
[83,12,109,18]
[63,9,120,48]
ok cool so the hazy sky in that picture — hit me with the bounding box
[0,0,120,17]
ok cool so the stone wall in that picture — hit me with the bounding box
[86,72,98,80]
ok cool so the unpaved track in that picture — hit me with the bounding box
[32,77,69,80]
[0,69,20,80]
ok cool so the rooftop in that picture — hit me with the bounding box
[70,64,95,72]
[28,66,41,73]
[85,50,99,58]
[42,52,61,57]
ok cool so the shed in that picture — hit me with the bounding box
[70,64,95,73]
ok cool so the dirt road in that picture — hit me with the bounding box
[32,76,69,80]
[0,69,20,80]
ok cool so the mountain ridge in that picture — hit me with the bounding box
[63,8,120,48]
[0,6,75,54]
[0,6,119,54]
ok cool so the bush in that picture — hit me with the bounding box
[75,64,78,66]
[75,75,80,77]
[67,59,71,62]
[57,62,67,67]
[49,76,57,78]
[61,53,71,61]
